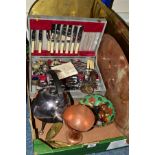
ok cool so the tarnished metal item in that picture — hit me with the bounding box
[29,0,95,17]
[48,140,72,148]
[80,83,94,94]
[45,122,63,142]
[80,70,97,94]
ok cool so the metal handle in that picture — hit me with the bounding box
[47,70,63,96]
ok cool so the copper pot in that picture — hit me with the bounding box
[63,104,95,132]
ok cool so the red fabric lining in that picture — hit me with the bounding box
[30,19,105,32]
[32,50,95,57]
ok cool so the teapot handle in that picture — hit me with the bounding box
[47,70,63,96]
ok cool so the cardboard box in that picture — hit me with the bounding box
[27,0,129,154]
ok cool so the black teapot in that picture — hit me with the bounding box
[31,70,70,134]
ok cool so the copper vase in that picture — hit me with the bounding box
[63,104,95,144]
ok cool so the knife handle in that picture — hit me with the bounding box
[31,41,35,53]
[60,42,64,54]
[38,41,42,53]
[65,42,69,54]
[75,43,79,54]
[55,42,59,54]
[47,41,51,51]
[70,43,74,54]
[50,42,54,53]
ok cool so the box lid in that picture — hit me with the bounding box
[28,16,107,57]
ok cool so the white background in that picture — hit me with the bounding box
[0,0,154,155]
[113,0,129,23]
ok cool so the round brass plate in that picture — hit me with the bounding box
[29,0,95,17]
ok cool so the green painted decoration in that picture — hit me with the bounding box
[79,94,115,126]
